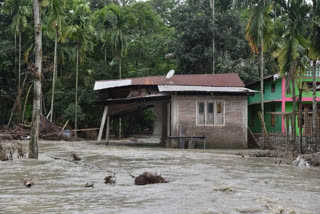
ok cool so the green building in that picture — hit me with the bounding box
[246,70,320,136]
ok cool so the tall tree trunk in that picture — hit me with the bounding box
[75,43,79,139]
[119,57,121,79]
[312,0,318,152]
[19,32,21,90]
[312,61,317,151]
[50,26,58,122]
[119,57,121,138]
[291,78,296,146]
[104,46,107,62]
[105,46,107,73]
[14,33,17,87]
[22,84,32,124]
[260,44,265,149]
[29,0,42,159]
[298,88,303,154]
[211,0,215,74]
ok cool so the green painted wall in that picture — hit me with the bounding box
[248,78,282,104]
[248,102,282,133]
[285,78,320,98]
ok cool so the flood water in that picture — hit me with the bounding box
[0,140,319,214]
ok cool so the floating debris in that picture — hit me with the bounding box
[84,182,94,188]
[71,152,81,161]
[104,172,116,184]
[130,172,168,185]
[212,186,234,192]
[294,153,320,167]
[22,176,34,187]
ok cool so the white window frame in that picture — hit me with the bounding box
[196,100,225,126]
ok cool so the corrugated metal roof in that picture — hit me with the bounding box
[317,85,320,91]
[158,85,257,93]
[94,73,245,91]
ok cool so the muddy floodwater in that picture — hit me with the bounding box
[0,140,319,214]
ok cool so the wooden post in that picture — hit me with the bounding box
[97,106,108,142]
[258,111,273,149]
[286,115,290,150]
[105,115,110,143]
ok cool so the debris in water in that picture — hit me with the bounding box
[22,176,34,187]
[0,115,71,141]
[104,172,116,184]
[84,182,94,188]
[131,172,168,185]
[71,152,81,161]
[212,186,234,192]
[294,153,320,167]
[249,151,286,158]
[0,141,25,161]
[292,156,310,167]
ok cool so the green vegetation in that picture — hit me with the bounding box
[0,0,319,139]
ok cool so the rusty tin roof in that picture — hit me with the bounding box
[94,73,245,91]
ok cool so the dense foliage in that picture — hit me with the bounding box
[0,0,319,135]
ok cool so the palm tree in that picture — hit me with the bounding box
[108,4,128,80]
[67,1,94,138]
[46,0,67,122]
[93,6,113,67]
[245,0,274,149]
[210,0,215,74]
[29,0,42,159]
[309,0,320,150]
[274,0,310,151]
[3,0,32,90]
[108,4,128,138]
[3,0,32,125]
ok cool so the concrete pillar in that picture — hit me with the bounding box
[97,106,108,142]
[153,103,163,136]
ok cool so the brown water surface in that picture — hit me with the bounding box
[0,140,319,214]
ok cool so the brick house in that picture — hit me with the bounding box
[94,73,256,149]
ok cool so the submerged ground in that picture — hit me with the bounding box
[0,140,319,214]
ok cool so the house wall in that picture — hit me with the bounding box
[170,95,248,149]
[248,102,282,134]
[285,77,320,98]
[248,78,282,104]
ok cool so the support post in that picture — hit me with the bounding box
[258,111,273,149]
[97,106,108,142]
[160,102,168,147]
[105,115,110,143]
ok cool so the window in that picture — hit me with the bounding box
[271,83,276,92]
[196,100,225,126]
[207,102,214,125]
[198,102,205,125]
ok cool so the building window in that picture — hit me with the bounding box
[271,83,276,92]
[198,102,205,125]
[196,100,225,126]
[207,102,214,125]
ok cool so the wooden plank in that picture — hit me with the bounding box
[248,127,260,148]
[97,106,108,142]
